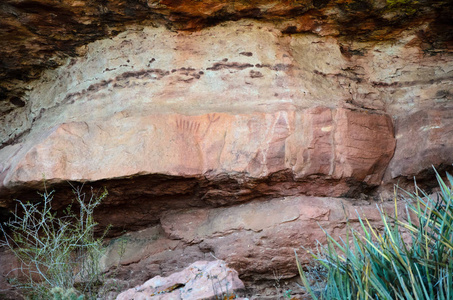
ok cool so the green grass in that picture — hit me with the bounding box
[297,168,453,300]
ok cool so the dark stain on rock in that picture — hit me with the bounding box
[254,63,294,72]
[255,63,271,69]
[272,64,293,71]
[0,128,31,150]
[436,90,453,99]
[179,77,194,83]
[339,45,365,58]
[282,26,298,34]
[250,70,263,78]
[117,69,170,80]
[371,81,400,88]
[238,7,261,18]
[65,92,81,104]
[314,69,363,83]
[172,67,202,80]
[10,97,25,107]
[68,59,77,67]
[313,0,331,9]
[239,52,253,57]
[87,79,113,91]
[345,0,372,12]
[207,62,254,71]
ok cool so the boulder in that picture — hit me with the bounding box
[116,260,245,300]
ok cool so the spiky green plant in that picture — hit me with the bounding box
[297,168,453,300]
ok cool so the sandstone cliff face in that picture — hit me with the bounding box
[0,0,453,296]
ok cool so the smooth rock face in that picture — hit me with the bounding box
[387,109,453,180]
[1,108,394,190]
[116,260,245,300]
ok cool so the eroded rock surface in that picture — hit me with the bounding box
[387,109,453,180]
[99,195,395,285]
[2,20,452,201]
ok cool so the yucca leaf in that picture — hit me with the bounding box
[295,250,319,300]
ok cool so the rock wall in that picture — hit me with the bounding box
[0,2,453,296]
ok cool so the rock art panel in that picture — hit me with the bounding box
[1,108,395,195]
[0,21,451,194]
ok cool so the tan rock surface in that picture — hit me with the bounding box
[1,0,451,110]
[1,20,451,193]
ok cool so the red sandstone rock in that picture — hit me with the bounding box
[386,109,453,180]
[98,196,396,284]
[286,107,395,185]
[116,260,245,300]
[0,248,23,300]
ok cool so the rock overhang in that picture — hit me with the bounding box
[0,17,453,216]
[1,0,452,110]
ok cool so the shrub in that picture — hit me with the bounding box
[50,287,84,300]
[297,169,453,299]
[0,184,108,299]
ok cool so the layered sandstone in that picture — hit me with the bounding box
[1,0,451,110]
[98,195,396,289]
